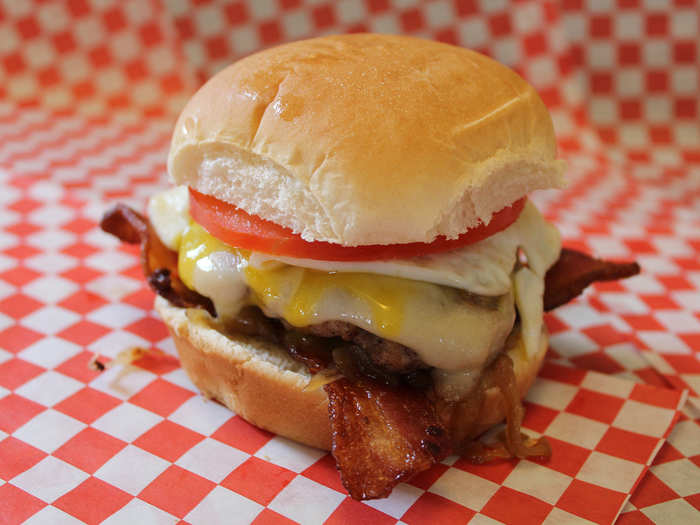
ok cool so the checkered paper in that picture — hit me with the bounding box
[0,108,692,525]
[0,1,699,524]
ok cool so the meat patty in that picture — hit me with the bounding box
[305,320,427,374]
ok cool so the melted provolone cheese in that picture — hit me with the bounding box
[513,266,545,358]
[148,185,189,251]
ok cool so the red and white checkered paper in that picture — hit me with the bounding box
[1,1,699,524]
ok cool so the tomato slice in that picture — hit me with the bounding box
[189,188,526,261]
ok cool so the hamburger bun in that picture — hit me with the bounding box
[167,34,565,247]
[156,296,548,451]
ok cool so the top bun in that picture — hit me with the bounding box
[169,34,565,246]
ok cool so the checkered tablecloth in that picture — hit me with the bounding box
[0,1,698,524]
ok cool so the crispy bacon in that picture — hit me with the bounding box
[543,248,640,311]
[100,205,215,315]
[325,379,451,500]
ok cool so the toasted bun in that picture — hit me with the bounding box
[156,296,548,451]
[168,34,565,247]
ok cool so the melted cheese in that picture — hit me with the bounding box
[513,266,544,358]
[179,221,250,317]
[149,187,562,399]
[148,186,189,251]
[248,201,557,297]
[175,218,516,371]
[251,268,412,338]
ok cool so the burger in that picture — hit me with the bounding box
[101,34,639,500]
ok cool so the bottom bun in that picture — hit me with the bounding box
[155,296,548,451]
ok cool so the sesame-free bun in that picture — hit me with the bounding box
[155,297,548,451]
[168,34,565,247]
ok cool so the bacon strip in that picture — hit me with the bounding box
[100,205,215,315]
[325,379,450,500]
[543,248,640,311]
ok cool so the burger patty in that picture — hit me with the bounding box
[305,321,427,374]
[229,305,428,380]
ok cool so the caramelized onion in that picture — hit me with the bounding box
[467,354,551,462]
[282,331,332,373]
[225,305,278,338]
[332,346,400,387]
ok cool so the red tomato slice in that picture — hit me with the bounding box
[189,188,526,261]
